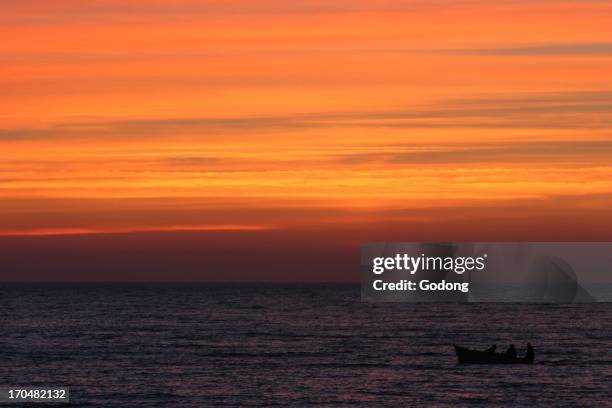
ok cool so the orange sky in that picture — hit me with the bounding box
[2,1,612,280]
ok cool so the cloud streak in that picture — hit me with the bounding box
[3,90,612,140]
[0,224,274,237]
[338,140,612,165]
[427,43,612,57]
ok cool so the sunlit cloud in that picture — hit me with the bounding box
[0,224,274,237]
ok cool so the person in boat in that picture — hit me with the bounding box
[506,344,517,359]
[526,343,534,361]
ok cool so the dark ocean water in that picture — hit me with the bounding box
[0,284,610,407]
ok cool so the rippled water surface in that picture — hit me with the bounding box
[1,284,610,407]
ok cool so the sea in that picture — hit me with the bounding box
[0,283,610,407]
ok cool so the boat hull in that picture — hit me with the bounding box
[454,345,533,364]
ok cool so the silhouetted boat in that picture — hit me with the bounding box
[454,344,534,364]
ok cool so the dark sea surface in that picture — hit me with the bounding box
[0,284,610,407]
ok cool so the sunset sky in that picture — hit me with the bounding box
[2,0,612,281]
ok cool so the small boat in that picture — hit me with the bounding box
[454,344,534,364]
